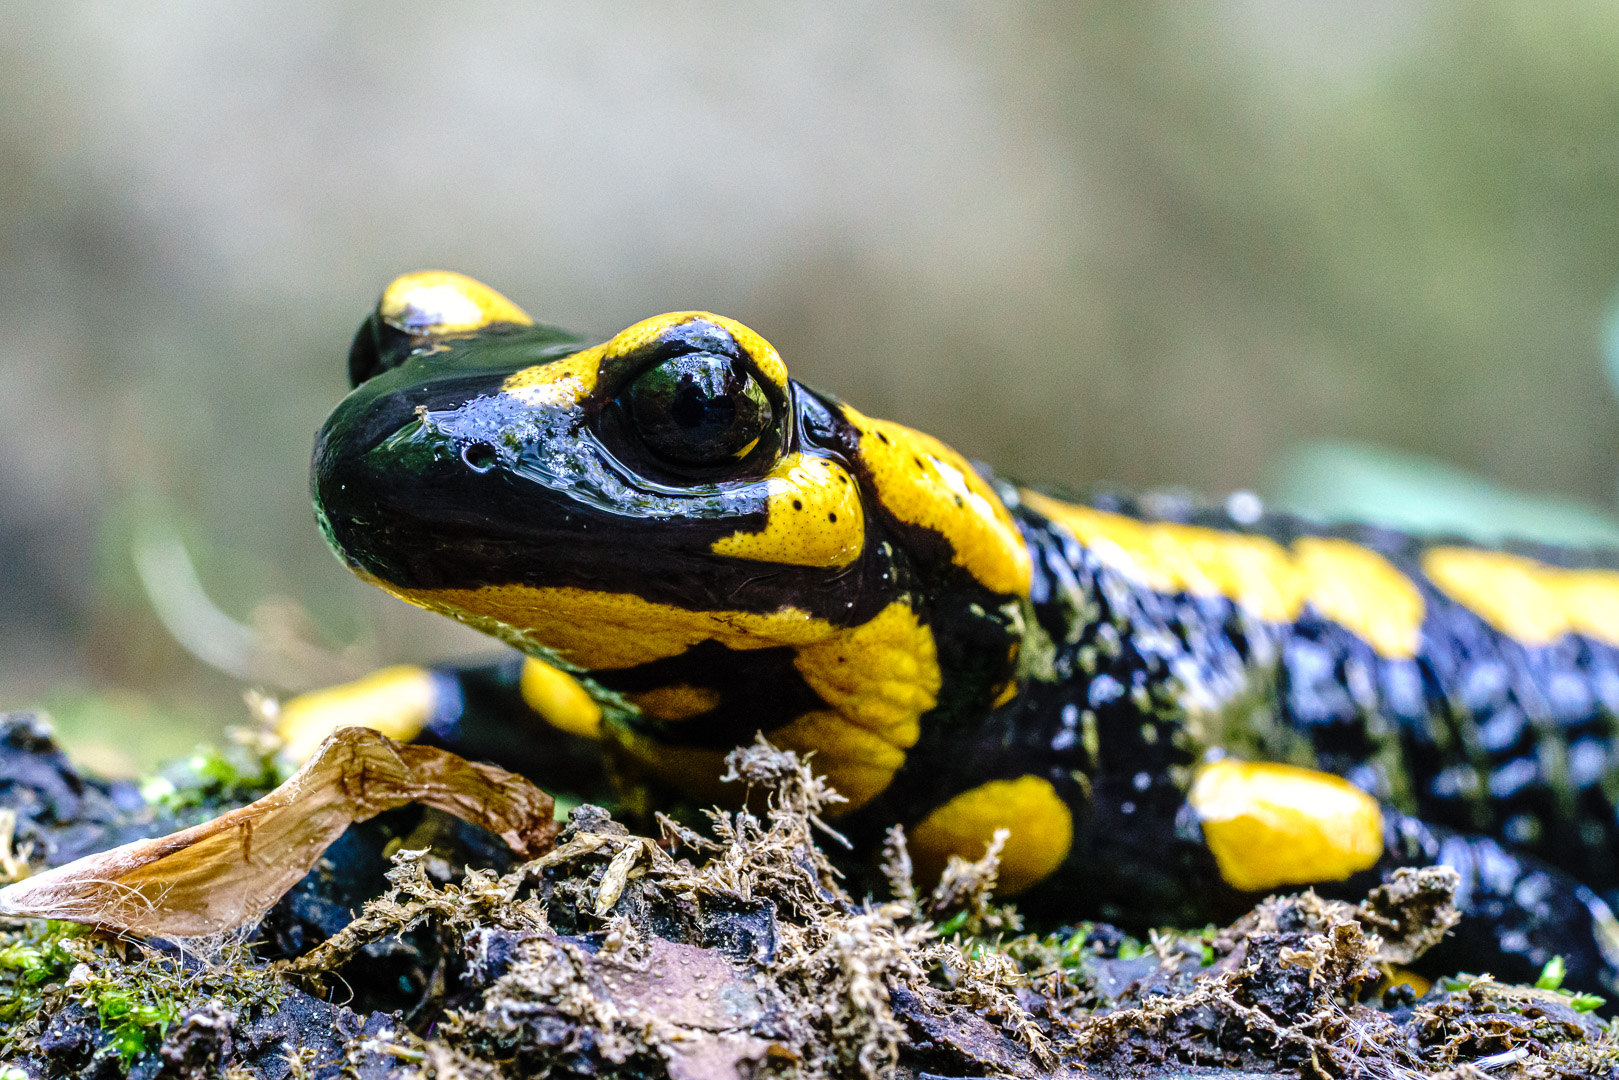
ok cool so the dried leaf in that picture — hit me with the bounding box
[0,726,556,938]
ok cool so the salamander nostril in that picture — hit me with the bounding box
[462,443,499,473]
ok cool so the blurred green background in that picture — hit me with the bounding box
[4,2,1619,775]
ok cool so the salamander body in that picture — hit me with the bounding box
[294,271,1619,994]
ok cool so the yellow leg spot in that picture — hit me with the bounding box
[624,684,722,722]
[792,601,940,750]
[842,404,1032,597]
[710,453,865,568]
[766,710,909,813]
[379,271,533,335]
[1188,758,1384,893]
[276,665,440,762]
[519,658,603,738]
[909,776,1074,896]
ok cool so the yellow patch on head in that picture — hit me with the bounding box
[766,709,909,813]
[711,453,865,568]
[1023,492,1426,659]
[1422,546,1619,648]
[908,776,1074,896]
[379,582,838,670]
[519,658,603,738]
[792,601,940,750]
[1188,758,1384,893]
[276,665,441,762]
[625,684,723,722]
[843,405,1031,597]
[379,271,533,336]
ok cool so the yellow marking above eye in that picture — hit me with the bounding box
[502,311,789,407]
[501,350,605,407]
[519,657,603,738]
[1188,758,1384,893]
[908,776,1074,896]
[1022,493,1426,659]
[711,453,865,568]
[843,405,1032,597]
[379,271,533,335]
[1422,546,1619,647]
[275,664,441,762]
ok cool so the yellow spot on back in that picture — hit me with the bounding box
[1558,570,1619,645]
[711,453,865,568]
[1294,537,1425,659]
[908,776,1074,896]
[843,405,1031,597]
[1422,546,1619,647]
[1023,492,1426,659]
[519,658,603,738]
[1188,758,1384,892]
[276,665,439,761]
[379,271,533,335]
[625,684,723,722]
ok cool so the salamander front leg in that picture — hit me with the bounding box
[274,656,612,800]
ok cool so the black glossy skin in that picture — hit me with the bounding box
[995,492,1619,990]
[317,311,1619,997]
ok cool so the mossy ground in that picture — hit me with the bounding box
[0,719,1614,1080]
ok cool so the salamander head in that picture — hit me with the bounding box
[315,271,1032,810]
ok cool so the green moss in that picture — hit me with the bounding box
[0,915,286,1071]
[0,921,87,1033]
[90,985,179,1065]
[139,742,283,813]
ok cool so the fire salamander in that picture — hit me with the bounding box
[289,270,1619,995]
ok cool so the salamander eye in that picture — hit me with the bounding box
[625,353,773,466]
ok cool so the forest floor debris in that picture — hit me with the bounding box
[0,714,1612,1079]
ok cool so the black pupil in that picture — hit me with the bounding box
[627,353,772,466]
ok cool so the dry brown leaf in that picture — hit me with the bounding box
[0,726,557,938]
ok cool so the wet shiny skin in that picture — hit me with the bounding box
[294,271,1619,996]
